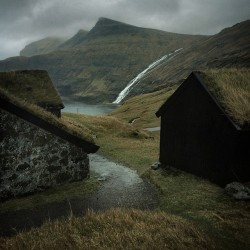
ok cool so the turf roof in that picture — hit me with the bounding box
[0,86,98,153]
[0,70,63,107]
[197,68,250,128]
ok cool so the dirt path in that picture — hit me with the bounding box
[0,154,159,236]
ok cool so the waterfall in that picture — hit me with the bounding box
[112,48,183,104]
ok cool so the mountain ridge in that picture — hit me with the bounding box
[57,29,89,50]
[0,18,249,103]
[125,19,250,99]
[20,37,67,57]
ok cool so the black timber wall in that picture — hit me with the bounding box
[159,76,250,186]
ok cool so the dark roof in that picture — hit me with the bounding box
[0,70,64,108]
[0,87,99,153]
[156,69,250,130]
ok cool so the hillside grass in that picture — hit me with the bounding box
[0,87,94,143]
[0,208,213,250]
[0,70,63,106]
[111,87,176,128]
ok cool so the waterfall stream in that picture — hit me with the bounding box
[112,48,183,104]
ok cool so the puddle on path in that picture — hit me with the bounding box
[0,154,159,236]
[145,127,160,132]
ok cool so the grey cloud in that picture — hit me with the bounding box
[0,0,249,59]
[121,0,181,15]
[0,0,37,23]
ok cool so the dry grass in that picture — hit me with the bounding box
[98,136,250,249]
[63,112,250,249]
[63,112,150,140]
[0,87,94,143]
[96,135,159,175]
[0,208,214,250]
[0,70,63,106]
[111,88,176,128]
[0,177,99,213]
[200,68,250,126]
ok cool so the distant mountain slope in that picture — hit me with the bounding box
[1,18,249,103]
[57,29,88,50]
[127,20,250,99]
[0,18,206,103]
[20,37,67,57]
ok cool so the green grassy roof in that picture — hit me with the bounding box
[0,86,95,146]
[197,68,250,127]
[0,70,63,107]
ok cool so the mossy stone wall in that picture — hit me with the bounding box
[0,108,89,200]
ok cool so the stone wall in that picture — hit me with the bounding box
[0,108,89,200]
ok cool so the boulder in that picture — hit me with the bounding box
[151,161,162,170]
[225,182,250,200]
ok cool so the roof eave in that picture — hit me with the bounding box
[0,96,99,153]
[193,71,243,131]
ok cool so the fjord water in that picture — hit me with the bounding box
[63,101,118,115]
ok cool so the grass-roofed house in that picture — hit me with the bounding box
[156,69,250,186]
[0,70,99,201]
[0,70,64,117]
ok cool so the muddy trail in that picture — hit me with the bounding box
[0,154,159,236]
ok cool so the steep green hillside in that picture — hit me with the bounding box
[111,87,176,128]
[57,29,88,50]
[0,17,206,103]
[128,20,250,99]
[20,37,67,57]
[1,18,249,103]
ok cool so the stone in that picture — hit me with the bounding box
[0,108,89,200]
[151,161,162,170]
[16,162,30,171]
[225,182,250,200]
[47,165,61,173]
[55,172,72,183]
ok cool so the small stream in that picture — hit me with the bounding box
[0,154,159,236]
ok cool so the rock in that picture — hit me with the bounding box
[97,177,106,182]
[128,117,140,124]
[0,108,89,200]
[151,161,161,170]
[225,182,250,200]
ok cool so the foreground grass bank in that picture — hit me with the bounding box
[0,208,214,250]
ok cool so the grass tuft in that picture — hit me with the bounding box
[0,87,94,143]
[0,70,63,106]
[111,87,176,128]
[0,208,214,250]
[62,112,250,250]
[201,68,250,126]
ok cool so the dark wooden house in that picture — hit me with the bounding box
[156,69,250,186]
[0,70,64,117]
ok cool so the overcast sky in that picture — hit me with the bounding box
[0,0,249,60]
